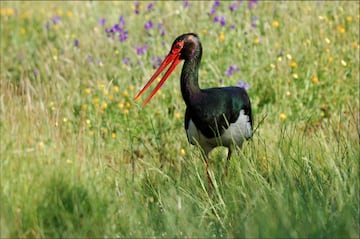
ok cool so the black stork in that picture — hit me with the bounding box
[134,33,253,185]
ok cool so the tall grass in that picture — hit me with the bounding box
[1,1,359,238]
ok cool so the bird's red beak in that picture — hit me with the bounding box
[134,51,182,107]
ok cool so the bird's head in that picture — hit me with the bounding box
[134,33,201,106]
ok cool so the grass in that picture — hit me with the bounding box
[1,1,359,238]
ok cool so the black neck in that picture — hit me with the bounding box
[180,44,202,106]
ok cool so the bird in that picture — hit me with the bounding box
[134,33,253,186]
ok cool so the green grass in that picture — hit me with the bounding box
[1,1,359,238]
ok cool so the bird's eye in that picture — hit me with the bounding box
[171,40,184,54]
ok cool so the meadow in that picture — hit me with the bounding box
[0,1,359,238]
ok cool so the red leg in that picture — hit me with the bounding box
[224,147,232,177]
[205,159,213,185]
[201,148,214,191]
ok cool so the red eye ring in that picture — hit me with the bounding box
[171,40,184,54]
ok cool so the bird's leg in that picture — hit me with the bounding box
[225,147,232,177]
[201,149,214,190]
[205,158,213,187]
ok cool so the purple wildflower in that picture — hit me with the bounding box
[158,23,166,36]
[230,24,236,30]
[99,18,106,26]
[219,16,226,26]
[147,3,154,11]
[33,70,39,78]
[183,0,189,8]
[105,27,113,34]
[119,29,128,42]
[52,15,61,24]
[213,0,220,7]
[251,16,258,29]
[237,80,250,90]
[136,45,148,55]
[229,2,238,12]
[134,1,140,14]
[209,0,220,15]
[105,15,128,42]
[151,56,163,69]
[248,0,258,9]
[214,16,226,26]
[113,24,121,32]
[119,15,126,27]
[144,20,153,31]
[226,65,240,76]
[74,39,79,47]
[122,57,131,65]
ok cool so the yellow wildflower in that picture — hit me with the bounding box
[123,90,129,98]
[56,9,63,16]
[20,28,26,35]
[337,25,345,34]
[1,8,15,16]
[93,97,100,104]
[101,102,107,110]
[180,148,186,157]
[174,112,181,120]
[279,113,287,121]
[38,141,45,150]
[290,60,297,68]
[113,86,120,93]
[218,32,225,42]
[312,76,319,84]
[272,20,279,28]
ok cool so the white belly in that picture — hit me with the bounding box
[186,110,252,156]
